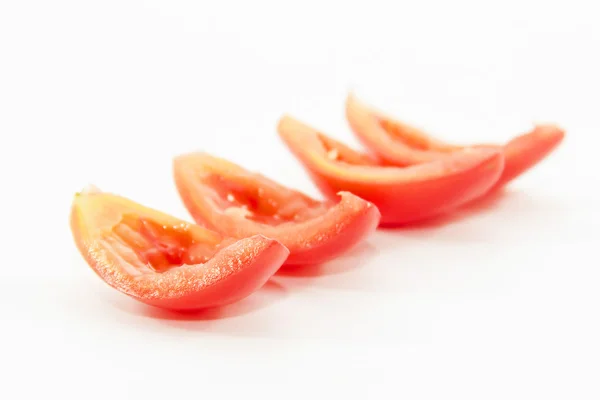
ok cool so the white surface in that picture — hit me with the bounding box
[1,1,599,398]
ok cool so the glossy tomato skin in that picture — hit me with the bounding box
[281,193,380,264]
[346,93,564,188]
[70,191,289,311]
[489,125,564,189]
[293,150,504,227]
[277,115,505,226]
[173,153,381,266]
[138,237,288,310]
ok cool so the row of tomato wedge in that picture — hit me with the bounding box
[71,94,565,311]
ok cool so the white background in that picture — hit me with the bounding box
[1,1,599,398]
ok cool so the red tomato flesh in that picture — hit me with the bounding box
[70,189,289,310]
[173,152,381,265]
[277,115,505,226]
[346,93,564,188]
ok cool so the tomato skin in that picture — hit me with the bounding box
[277,115,505,226]
[301,157,504,226]
[173,153,381,265]
[489,125,564,189]
[281,193,380,264]
[346,93,564,187]
[70,191,289,311]
[346,93,460,166]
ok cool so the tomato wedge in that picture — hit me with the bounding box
[276,115,505,226]
[173,152,381,265]
[70,188,289,310]
[346,93,565,189]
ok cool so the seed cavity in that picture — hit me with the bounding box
[110,215,219,272]
[327,149,339,160]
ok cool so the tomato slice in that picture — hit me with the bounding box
[346,93,565,188]
[173,152,381,265]
[70,188,289,310]
[479,125,565,188]
[276,115,505,226]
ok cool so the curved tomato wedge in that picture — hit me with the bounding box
[277,115,505,226]
[70,188,289,310]
[173,152,381,265]
[479,125,565,188]
[346,93,565,189]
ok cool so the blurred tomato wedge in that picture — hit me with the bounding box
[346,93,564,189]
[70,188,289,310]
[173,153,381,265]
[277,115,504,226]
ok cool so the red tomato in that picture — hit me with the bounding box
[173,152,381,265]
[70,188,289,310]
[346,93,565,188]
[483,125,565,188]
[276,115,505,226]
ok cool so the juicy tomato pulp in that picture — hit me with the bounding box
[70,190,289,310]
[277,115,505,226]
[173,153,381,265]
[346,93,565,188]
[113,215,222,272]
[203,174,328,226]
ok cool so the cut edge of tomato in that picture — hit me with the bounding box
[172,152,381,265]
[345,93,460,165]
[282,190,381,265]
[346,92,565,188]
[277,114,506,225]
[72,187,223,242]
[172,151,327,228]
[277,114,504,184]
[70,188,290,310]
